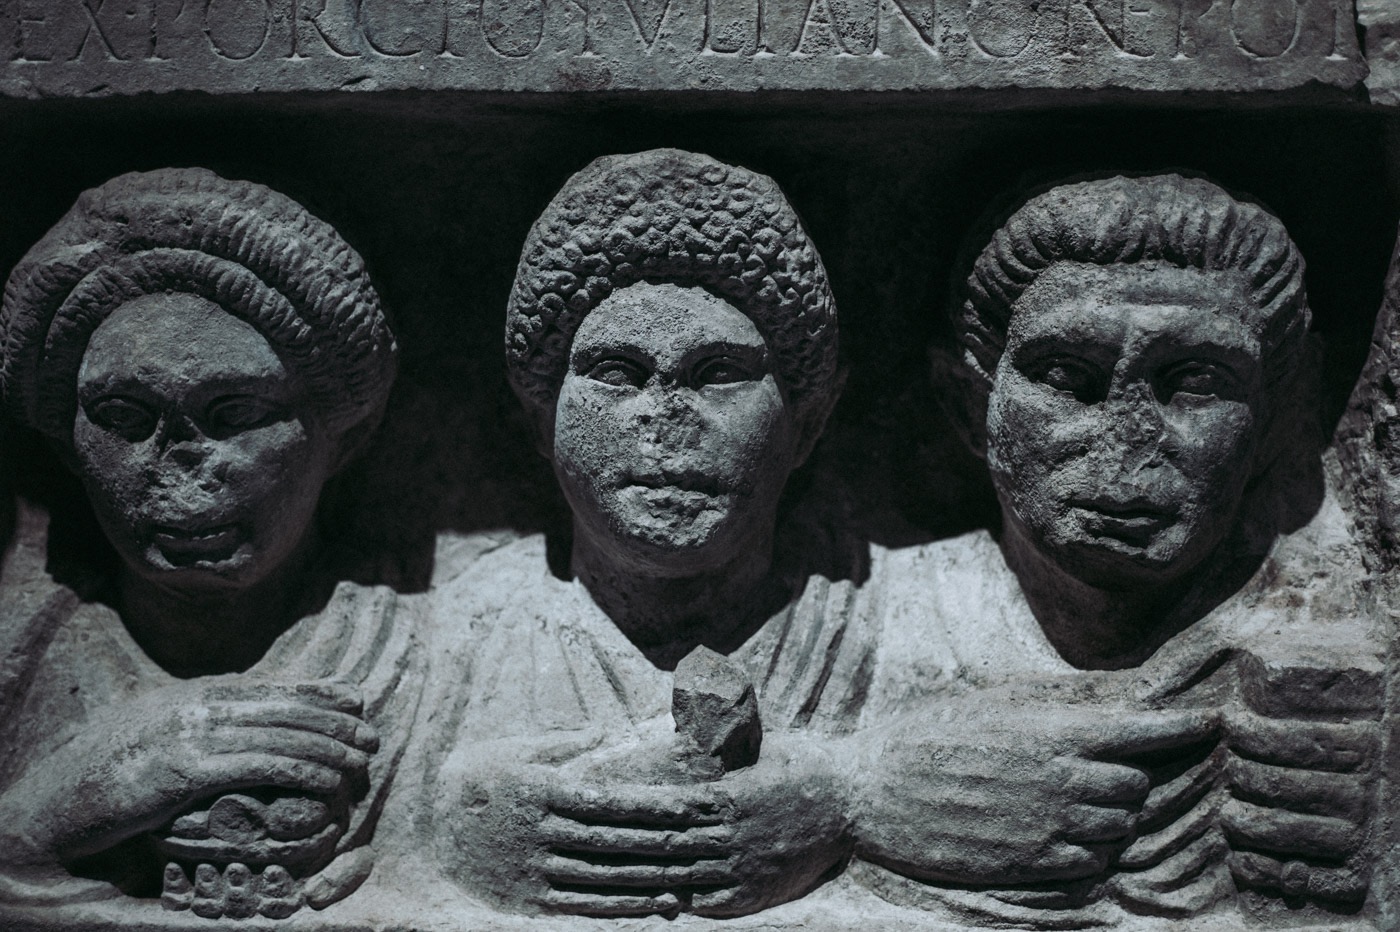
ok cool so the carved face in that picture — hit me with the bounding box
[987,263,1267,590]
[551,282,798,576]
[72,293,336,590]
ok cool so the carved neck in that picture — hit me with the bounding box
[999,522,1203,671]
[570,522,789,671]
[115,528,323,679]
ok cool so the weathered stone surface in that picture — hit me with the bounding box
[672,646,763,775]
[0,168,420,927]
[0,0,1366,98]
[1360,0,1400,105]
[0,68,1396,932]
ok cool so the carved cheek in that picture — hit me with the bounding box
[555,381,636,469]
[552,380,642,524]
[705,382,788,477]
[72,420,161,521]
[989,377,1092,480]
[1164,402,1255,504]
[217,421,324,527]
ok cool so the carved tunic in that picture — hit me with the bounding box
[852,497,1386,928]
[0,500,428,924]
[422,533,882,744]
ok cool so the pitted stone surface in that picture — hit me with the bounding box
[0,0,1367,98]
[0,26,1395,926]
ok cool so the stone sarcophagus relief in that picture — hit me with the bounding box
[0,168,420,923]
[0,1,1397,928]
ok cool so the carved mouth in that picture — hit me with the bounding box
[151,523,243,565]
[1071,499,1176,546]
[625,469,731,497]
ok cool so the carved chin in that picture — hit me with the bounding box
[1048,523,1201,589]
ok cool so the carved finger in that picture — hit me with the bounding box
[538,889,681,918]
[303,847,375,910]
[1024,841,1111,882]
[1117,795,1219,870]
[1138,751,1223,830]
[1080,709,1220,761]
[208,726,371,783]
[687,885,747,918]
[1062,759,1150,805]
[548,785,732,828]
[540,854,734,889]
[1225,714,1376,773]
[1059,804,1135,844]
[192,753,345,799]
[1220,798,1361,860]
[1228,756,1370,821]
[214,703,379,753]
[540,815,733,858]
[202,680,363,716]
[1229,850,1368,903]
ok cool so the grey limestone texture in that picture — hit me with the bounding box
[0,0,1367,98]
[0,2,1398,929]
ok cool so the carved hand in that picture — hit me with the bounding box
[1221,710,1376,905]
[441,723,851,919]
[541,730,852,919]
[854,702,1221,886]
[0,678,376,870]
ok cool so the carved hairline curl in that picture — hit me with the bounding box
[957,173,1312,397]
[1,167,398,446]
[504,148,840,429]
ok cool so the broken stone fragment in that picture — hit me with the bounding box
[672,645,762,775]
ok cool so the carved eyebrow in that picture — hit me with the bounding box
[570,341,654,371]
[681,340,770,368]
[184,373,296,396]
[77,371,145,394]
[1007,332,1119,368]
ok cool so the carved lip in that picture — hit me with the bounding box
[1071,498,1176,545]
[624,468,731,496]
[151,522,243,563]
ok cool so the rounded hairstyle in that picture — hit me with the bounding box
[957,174,1311,396]
[1,167,397,445]
[505,148,839,430]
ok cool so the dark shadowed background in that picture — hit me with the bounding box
[1,93,1394,590]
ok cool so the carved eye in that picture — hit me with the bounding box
[586,358,648,388]
[1158,362,1233,402]
[85,396,157,439]
[1034,359,1103,403]
[206,396,280,433]
[693,357,754,387]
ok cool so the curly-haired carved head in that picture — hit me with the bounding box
[955,175,1312,590]
[507,150,841,575]
[505,149,840,447]
[0,168,397,590]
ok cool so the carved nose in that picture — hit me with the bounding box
[166,442,208,469]
[1103,388,1166,449]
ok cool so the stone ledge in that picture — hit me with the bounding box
[0,0,1367,99]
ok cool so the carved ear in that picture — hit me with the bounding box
[793,363,848,468]
[930,345,989,460]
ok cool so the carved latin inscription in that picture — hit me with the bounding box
[0,0,1363,95]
